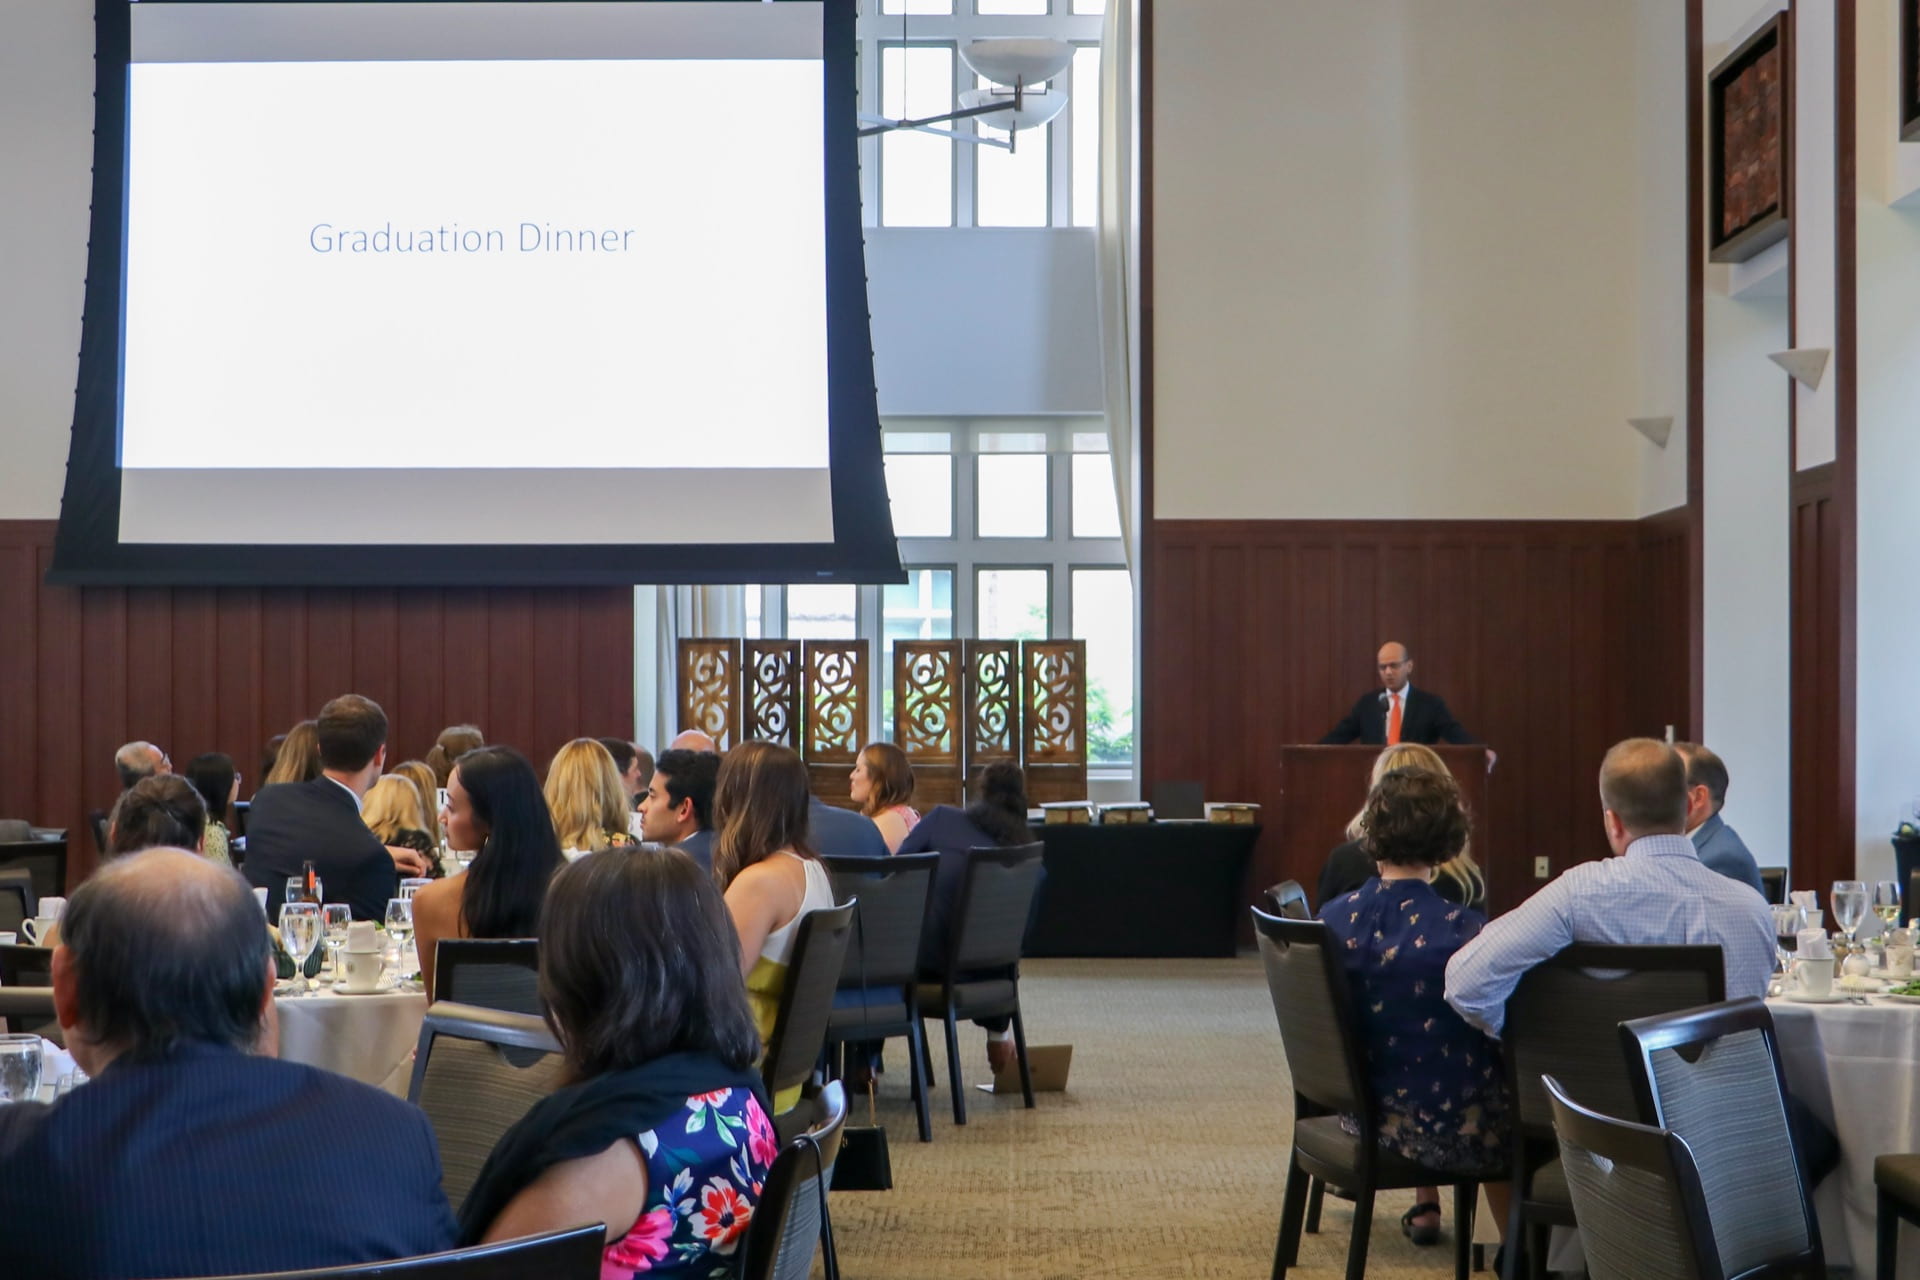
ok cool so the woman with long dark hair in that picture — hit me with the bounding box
[410,745,564,994]
[183,752,238,868]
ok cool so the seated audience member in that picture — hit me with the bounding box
[545,738,636,861]
[1446,738,1776,1038]
[257,734,288,793]
[1674,741,1766,897]
[363,774,441,875]
[1320,769,1509,1248]
[426,724,486,787]
[850,741,920,853]
[715,741,836,1113]
[412,746,565,995]
[393,760,446,843]
[262,719,322,786]
[113,740,170,791]
[898,761,1035,1073]
[668,728,718,753]
[246,696,428,921]
[458,849,775,1271]
[638,747,721,872]
[0,849,456,1279]
[809,794,890,859]
[596,738,651,810]
[183,752,239,869]
[1319,743,1486,912]
[108,774,208,860]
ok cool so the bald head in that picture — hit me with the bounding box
[114,741,170,791]
[1376,642,1412,693]
[669,729,719,754]
[1599,738,1689,841]
[56,847,272,1065]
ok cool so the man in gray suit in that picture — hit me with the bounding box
[1675,742,1766,898]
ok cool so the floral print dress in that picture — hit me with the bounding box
[602,1088,779,1280]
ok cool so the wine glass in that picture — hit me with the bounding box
[1771,903,1807,974]
[1832,880,1869,948]
[1876,881,1904,931]
[384,898,415,981]
[321,904,352,979]
[278,903,323,997]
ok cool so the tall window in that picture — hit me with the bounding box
[759,419,1132,769]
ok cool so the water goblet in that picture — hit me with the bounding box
[1832,880,1869,949]
[278,902,323,996]
[0,1034,43,1104]
[384,898,415,980]
[321,903,352,979]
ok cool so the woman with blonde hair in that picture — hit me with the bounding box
[362,774,441,875]
[1316,742,1485,911]
[849,741,919,853]
[715,740,835,1113]
[426,724,485,787]
[543,738,634,860]
[262,720,322,786]
[392,760,445,839]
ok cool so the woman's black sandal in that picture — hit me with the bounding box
[1400,1202,1442,1246]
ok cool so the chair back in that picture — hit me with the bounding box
[761,901,856,1105]
[1503,943,1724,1136]
[432,939,542,1016]
[1261,880,1311,919]
[406,1002,567,1207]
[1757,867,1786,905]
[1544,1074,1723,1280]
[738,1081,849,1280]
[194,1224,605,1279]
[0,820,29,844]
[0,986,58,1040]
[0,868,36,934]
[0,944,53,987]
[1619,999,1820,1275]
[1251,907,1369,1120]
[944,843,1045,974]
[824,854,936,989]
[0,839,65,902]
[89,810,109,857]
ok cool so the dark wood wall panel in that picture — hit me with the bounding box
[0,520,634,887]
[1142,515,1691,914]
[1791,465,1845,896]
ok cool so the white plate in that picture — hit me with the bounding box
[330,979,396,996]
[1781,991,1848,1004]
[1882,992,1920,1004]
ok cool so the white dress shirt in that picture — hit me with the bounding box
[1443,833,1776,1037]
[325,775,364,813]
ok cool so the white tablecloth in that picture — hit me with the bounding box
[274,980,428,1096]
[1769,993,1920,1275]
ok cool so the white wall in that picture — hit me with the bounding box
[0,0,92,519]
[1152,0,1643,521]
[1634,0,1690,517]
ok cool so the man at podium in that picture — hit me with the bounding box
[1320,642,1478,747]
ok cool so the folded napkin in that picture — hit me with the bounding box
[1790,890,1819,912]
[38,1038,76,1082]
[1797,929,1833,960]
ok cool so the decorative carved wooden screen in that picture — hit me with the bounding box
[676,639,741,751]
[803,640,868,806]
[962,640,1019,795]
[894,640,965,809]
[742,641,802,749]
[1022,639,1088,804]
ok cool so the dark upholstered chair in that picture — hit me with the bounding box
[0,986,59,1042]
[431,939,541,1016]
[762,901,856,1139]
[1758,867,1787,905]
[1544,1074,1723,1280]
[913,843,1045,1123]
[1619,999,1822,1277]
[0,943,52,987]
[1499,944,1725,1280]
[405,1002,565,1208]
[1876,1154,1920,1280]
[191,1224,603,1279]
[0,868,36,935]
[0,839,65,902]
[1254,908,1497,1280]
[739,1081,848,1280]
[1262,880,1311,919]
[822,853,937,1142]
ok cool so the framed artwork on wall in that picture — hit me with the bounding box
[1902,0,1920,142]
[1707,13,1790,264]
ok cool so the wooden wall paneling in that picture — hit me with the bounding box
[0,532,41,833]
[211,589,263,772]
[349,589,401,729]
[1202,544,1248,801]
[79,587,129,832]
[439,591,492,751]
[33,540,83,870]
[392,590,445,761]
[485,589,538,755]
[577,587,635,742]
[124,588,175,744]
[1290,541,1337,736]
[528,590,583,762]
[1791,465,1842,895]
[169,587,219,766]
[258,591,307,741]
[303,592,355,716]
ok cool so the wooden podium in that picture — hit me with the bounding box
[1271,745,1495,914]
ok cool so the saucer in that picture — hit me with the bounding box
[1782,991,1847,1004]
[331,978,393,996]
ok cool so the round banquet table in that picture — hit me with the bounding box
[273,978,428,1096]
[1769,990,1920,1276]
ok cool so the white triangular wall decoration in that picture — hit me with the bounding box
[1768,347,1831,390]
[1627,416,1674,448]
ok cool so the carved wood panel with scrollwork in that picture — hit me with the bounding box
[803,640,868,805]
[895,640,964,808]
[676,639,740,752]
[742,640,801,748]
[1022,639,1088,804]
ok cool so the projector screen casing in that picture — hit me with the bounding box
[50,0,902,586]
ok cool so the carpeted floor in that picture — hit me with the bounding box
[827,956,1495,1279]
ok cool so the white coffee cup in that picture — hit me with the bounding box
[20,917,57,946]
[1794,957,1834,999]
[0,932,14,946]
[340,948,384,993]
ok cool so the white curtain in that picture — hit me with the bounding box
[641,584,746,751]
[1096,0,1140,574]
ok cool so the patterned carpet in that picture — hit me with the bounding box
[827,956,1495,1279]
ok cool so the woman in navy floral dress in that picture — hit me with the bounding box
[460,848,777,1276]
[1317,767,1510,1249]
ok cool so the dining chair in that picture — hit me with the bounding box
[762,900,856,1139]
[822,853,937,1142]
[1758,868,1787,905]
[913,843,1046,1123]
[1876,1154,1920,1280]
[0,986,59,1041]
[1499,943,1725,1280]
[1543,1073,1724,1280]
[0,838,65,902]
[1253,907,1497,1280]
[1261,880,1312,920]
[1618,998,1823,1277]
[738,1080,849,1280]
[0,943,52,987]
[189,1224,604,1279]
[0,868,36,935]
[406,1001,566,1207]
[431,939,541,1015]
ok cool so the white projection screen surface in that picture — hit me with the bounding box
[52,0,899,585]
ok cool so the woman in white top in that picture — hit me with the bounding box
[715,741,835,1113]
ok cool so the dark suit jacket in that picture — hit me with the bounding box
[674,827,716,874]
[897,806,1000,971]
[244,776,399,921]
[808,797,890,859]
[1319,686,1476,747]
[0,1041,456,1280]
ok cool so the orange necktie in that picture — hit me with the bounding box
[1387,693,1403,745]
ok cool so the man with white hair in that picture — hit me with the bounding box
[112,740,169,791]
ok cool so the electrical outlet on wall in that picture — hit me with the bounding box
[1534,856,1550,879]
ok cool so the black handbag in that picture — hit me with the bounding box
[829,907,893,1191]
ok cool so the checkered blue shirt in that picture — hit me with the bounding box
[1443,834,1775,1037]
